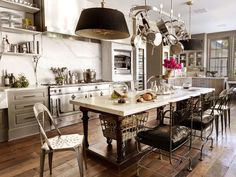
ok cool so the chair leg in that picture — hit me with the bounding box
[82,137,87,170]
[40,149,46,177]
[228,109,231,128]
[224,110,227,132]
[215,115,219,139]
[48,151,53,175]
[75,147,84,177]
[220,114,224,134]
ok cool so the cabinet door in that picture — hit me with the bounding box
[188,52,195,67]
[0,109,8,142]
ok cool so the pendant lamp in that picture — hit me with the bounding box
[180,0,203,50]
[75,0,130,40]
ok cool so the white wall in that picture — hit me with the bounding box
[0,35,102,86]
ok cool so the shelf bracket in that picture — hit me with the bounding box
[32,55,40,86]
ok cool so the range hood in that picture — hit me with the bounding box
[35,0,89,36]
[180,39,203,50]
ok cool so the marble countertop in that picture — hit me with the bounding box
[0,92,7,109]
[70,87,215,117]
[0,85,48,92]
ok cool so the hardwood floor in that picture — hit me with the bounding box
[1,104,236,177]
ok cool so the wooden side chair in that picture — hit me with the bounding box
[33,103,87,177]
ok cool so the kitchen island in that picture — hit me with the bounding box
[70,87,215,170]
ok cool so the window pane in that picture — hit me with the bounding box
[209,38,229,76]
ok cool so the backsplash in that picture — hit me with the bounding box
[0,35,102,86]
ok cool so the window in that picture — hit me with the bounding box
[209,39,229,76]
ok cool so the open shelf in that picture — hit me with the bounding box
[0,51,40,57]
[0,26,41,35]
[0,0,40,13]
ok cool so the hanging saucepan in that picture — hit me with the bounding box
[145,30,162,46]
[156,19,169,35]
[131,34,142,48]
[131,25,143,48]
[166,33,179,45]
[170,41,184,55]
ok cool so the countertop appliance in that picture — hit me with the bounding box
[83,69,96,83]
[48,82,111,127]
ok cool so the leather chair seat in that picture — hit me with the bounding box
[181,113,214,130]
[137,125,191,151]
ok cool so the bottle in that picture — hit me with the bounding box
[2,37,7,52]
[5,35,10,52]
[153,81,158,92]
[4,71,10,87]
[9,73,15,86]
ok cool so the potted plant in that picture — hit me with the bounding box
[163,57,182,79]
[50,67,67,85]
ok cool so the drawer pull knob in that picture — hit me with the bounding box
[23,95,36,98]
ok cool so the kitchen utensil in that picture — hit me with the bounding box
[131,34,142,48]
[145,31,162,46]
[170,42,184,55]
[83,69,96,83]
[156,19,169,35]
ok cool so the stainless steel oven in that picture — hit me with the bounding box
[114,49,131,75]
[48,83,111,127]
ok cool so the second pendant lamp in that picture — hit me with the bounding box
[75,0,130,40]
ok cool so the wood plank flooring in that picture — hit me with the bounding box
[1,104,236,177]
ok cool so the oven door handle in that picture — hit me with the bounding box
[57,97,78,116]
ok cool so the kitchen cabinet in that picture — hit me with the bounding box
[7,87,48,140]
[177,50,203,68]
[0,109,8,142]
[167,77,192,86]
[102,41,133,82]
[192,77,226,95]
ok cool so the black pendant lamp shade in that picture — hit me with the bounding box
[75,8,130,40]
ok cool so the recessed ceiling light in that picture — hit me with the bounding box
[194,8,207,14]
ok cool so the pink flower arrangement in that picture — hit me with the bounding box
[163,57,182,70]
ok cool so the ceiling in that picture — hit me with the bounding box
[87,0,236,34]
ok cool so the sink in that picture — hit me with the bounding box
[0,92,7,109]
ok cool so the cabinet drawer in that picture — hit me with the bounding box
[15,101,43,110]
[14,92,44,101]
[16,112,35,124]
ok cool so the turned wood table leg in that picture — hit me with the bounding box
[116,116,124,163]
[81,107,90,147]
